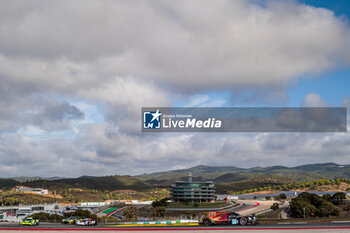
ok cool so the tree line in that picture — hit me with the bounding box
[230,178,350,194]
[289,192,346,218]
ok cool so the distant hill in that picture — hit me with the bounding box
[139,163,348,180]
[139,165,246,178]
[10,176,65,182]
[136,163,350,193]
[23,175,152,191]
[0,178,19,189]
[1,163,350,194]
[11,176,42,182]
[44,176,66,181]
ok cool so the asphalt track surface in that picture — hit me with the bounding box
[2,222,350,232]
[2,203,349,232]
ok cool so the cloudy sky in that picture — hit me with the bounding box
[0,0,350,177]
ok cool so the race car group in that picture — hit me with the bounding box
[19,216,97,226]
[19,217,39,226]
[62,216,97,226]
[199,211,258,226]
[19,212,253,227]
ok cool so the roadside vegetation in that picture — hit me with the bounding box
[0,188,169,205]
[0,192,57,205]
[30,210,98,222]
[229,178,350,195]
[289,192,345,218]
[259,191,349,223]
[122,206,138,221]
[151,198,228,209]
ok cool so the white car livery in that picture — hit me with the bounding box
[75,218,97,226]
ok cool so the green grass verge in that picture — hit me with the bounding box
[102,207,120,214]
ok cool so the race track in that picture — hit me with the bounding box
[2,221,350,232]
[1,201,349,232]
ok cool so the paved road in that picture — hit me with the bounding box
[2,221,350,232]
[1,230,349,233]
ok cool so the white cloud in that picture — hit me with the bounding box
[183,94,226,107]
[199,99,226,107]
[0,0,350,176]
[184,95,210,107]
[2,127,350,177]
[78,77,171,134]
[302,93,329,107]
[342,97,350,109]
[0,0,349,91]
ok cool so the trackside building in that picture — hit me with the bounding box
[170,173,216,203]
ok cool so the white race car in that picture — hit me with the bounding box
[75,218,97,226]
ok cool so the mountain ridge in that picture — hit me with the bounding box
[1,162,349,193]
[139,162,346,178]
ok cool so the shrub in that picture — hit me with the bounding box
[289,192,340,218]
[343,205,350,211]
[63,209,97,219]
[123,206,138,221]
[149,206,166,218]
[152,198,170,208]
[331,192,346,205]
[270,203,279,210]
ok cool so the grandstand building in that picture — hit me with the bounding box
[170,173,216,203]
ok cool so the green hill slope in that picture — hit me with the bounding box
[1,163,350,194]
[23,175,152,191]
[0,178,19,189]
[139,163,349,181]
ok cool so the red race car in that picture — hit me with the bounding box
[199,211,258,226]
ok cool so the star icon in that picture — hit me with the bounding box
[151,109,162,122]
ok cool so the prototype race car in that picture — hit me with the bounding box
[75,218,97,226]
[19,217,39,226]
[62,216,81,224]
[199,211,258,226]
